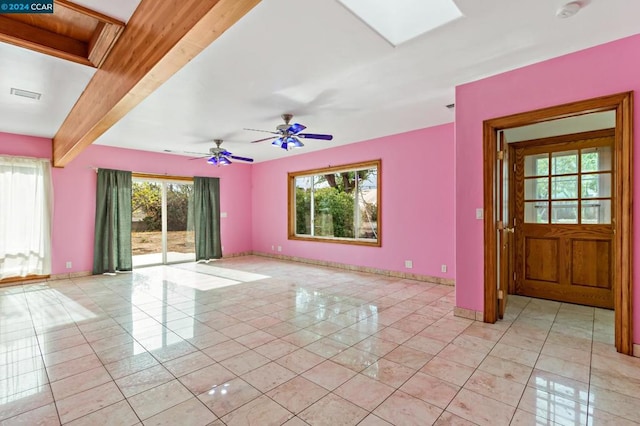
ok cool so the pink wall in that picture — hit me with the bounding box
[0,133,253,275]
[455,34,640,343]
[252,124,455,280]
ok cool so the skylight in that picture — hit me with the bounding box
[338,0,463,46]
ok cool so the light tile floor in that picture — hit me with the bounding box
[1,256,639,425]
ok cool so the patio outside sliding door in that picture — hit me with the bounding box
[132,177,194,266]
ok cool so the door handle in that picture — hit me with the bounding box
[503,227,515,233]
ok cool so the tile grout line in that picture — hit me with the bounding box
[435,306,521,423]
[586,307,596,425]
[506,297,537,417]
[514,300,561,422]
[15,293,62,426]
[59,281,143,426]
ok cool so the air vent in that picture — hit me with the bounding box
[446,103,455,109]
[10,88,42,100]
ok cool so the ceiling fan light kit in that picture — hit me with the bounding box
[207,156,231,166]
[272,136,304,150]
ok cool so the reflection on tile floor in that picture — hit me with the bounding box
[1,256,639,425]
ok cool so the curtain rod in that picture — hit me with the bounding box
[87,167,215,181]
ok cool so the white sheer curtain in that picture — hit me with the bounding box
[0,156,53,279]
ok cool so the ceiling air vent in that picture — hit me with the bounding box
[10,88,42,100]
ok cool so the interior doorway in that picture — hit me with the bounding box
[483,92,633,355]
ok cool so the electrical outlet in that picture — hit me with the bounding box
[277,246,282,252]
[441,264,447,273]
[271,245,275,251]
[476,208,484,220]
[220,212,228,218]
[404,260,413,269]
[66,261,72,269]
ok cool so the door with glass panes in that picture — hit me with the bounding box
[513,130,614,309]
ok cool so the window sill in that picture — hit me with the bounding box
[289,235,381,247]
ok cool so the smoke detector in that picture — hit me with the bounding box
[556,1,582,18]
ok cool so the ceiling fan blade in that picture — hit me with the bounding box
[244,128,279,135]
[251,136,277,143]
[297,133,333,140]
[228,155,254,162]
[220,150,232,156]
[164,149,210,155]
[287,123,306,134]
[188,155,211,160]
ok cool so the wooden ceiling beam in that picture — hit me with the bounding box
[52,0,261,167]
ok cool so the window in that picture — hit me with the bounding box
[289,160,380,246]
[0,156,52,279]
[523,144,612,224]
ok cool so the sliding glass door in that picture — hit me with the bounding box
[165,182,194,263]
[132,177,194,267]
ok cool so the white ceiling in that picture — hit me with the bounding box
[1,0,640,163]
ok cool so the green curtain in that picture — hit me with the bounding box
[193,176,222,261]
[93,169,133,274]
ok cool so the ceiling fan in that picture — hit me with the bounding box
[164,139,254,166]
[245,113,333,150]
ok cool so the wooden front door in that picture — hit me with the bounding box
[512,130,615,309]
